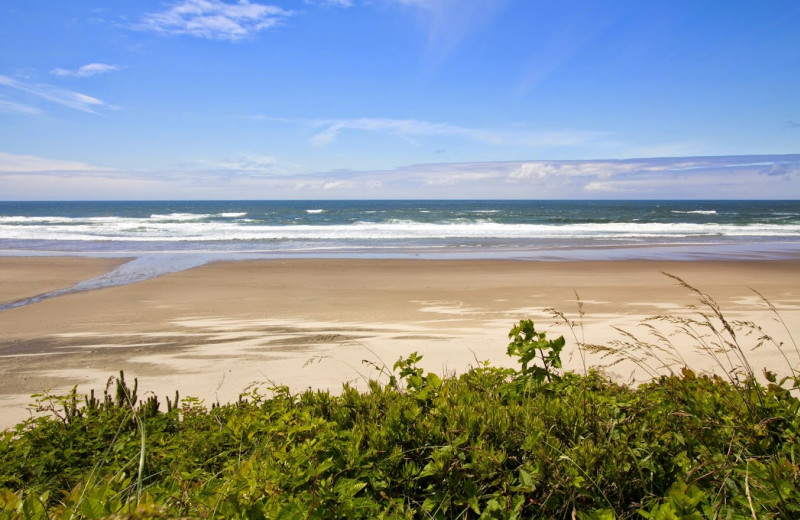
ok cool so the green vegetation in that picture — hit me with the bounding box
[1,277,799,519]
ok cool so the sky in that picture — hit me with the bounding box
[0,0,799,200]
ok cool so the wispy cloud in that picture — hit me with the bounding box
[310,117,458,146]
[0,75,107,114]
[308,116,609,149]
[384,0,512,67]
[139,0,294,41]
[0,96,43,116]
[51,63,120,78]
[0,152,111,173]
[187,154,278,173]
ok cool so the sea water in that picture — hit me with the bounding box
[2,200,799,255]
[1,200,799,304]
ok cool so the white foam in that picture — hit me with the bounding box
[2,220,799,242]
[672,210,717,215]
[149,213,210,221]
[0,215,124,224]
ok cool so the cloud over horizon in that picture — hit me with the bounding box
[1,151,798,200]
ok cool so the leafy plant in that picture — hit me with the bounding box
[507,319,565,383]
[391,352,443,402]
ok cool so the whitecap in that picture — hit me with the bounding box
[149,213,210,221]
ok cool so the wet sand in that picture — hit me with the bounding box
[1,258,798,429]
[0,256,127,305]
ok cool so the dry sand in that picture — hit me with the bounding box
[1,257,798,429]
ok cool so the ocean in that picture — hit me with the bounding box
[1,199,799,256]
[2,199,800,257]
[1,200,799,305]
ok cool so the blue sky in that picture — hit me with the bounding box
[0,0,798,199]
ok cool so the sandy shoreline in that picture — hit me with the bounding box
[1,257,799,429]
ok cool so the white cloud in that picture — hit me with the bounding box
[51,63,120,78]
[0,152,111,173]
[140,0,294,41]
[508,163,556,181]
[0,75,107,114]
[306,0,353,7]
[582,181,618,192]
[323,180,356,190]
[308,117,609,148]
[384,0,433,6]
[508,161,642,182]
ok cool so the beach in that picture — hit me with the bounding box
[1,257,799,429]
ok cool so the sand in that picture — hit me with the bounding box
[0,256,127,306]
[1,257,799,429]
